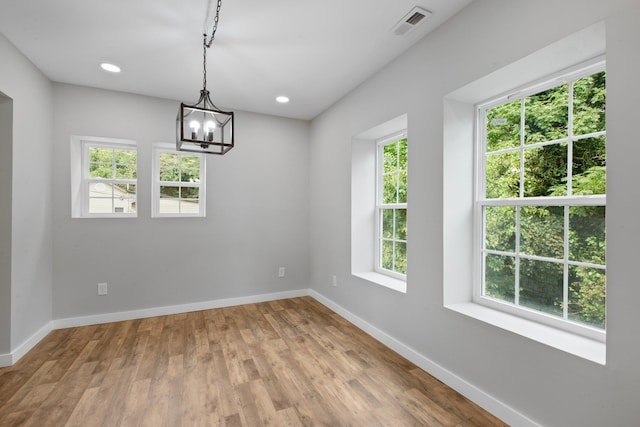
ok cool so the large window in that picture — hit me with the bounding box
[476,62,606,337]
[74,138,138,218]
[376,133,407,279]
[152,145,206,217]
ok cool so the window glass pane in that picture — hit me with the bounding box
[382,209,393,238]
[181,156,200,170]
[160,186,180,198]
[568,265,605,329]
[520,206,564,259]
[485,151,519,198]
[180,200,200,214]
[89,182,111,196]
[114,149,136,165]
[485,206,516,252]
[160,167,179,182]
[159,198,180,214]
[520,258,563,316]
[398,139,407,171]
[89,147,113,163]
[89,163,112,178]
[383,143,397,174]
[484,254,515,303]
[113,197,136,213]
[180,187,199,199]
[89,197,113,214]
[573,71,606,136]
[88,146,113,178]
[397,171,407,204]
[572,136,605,196]
[524,84,569,144]
[395,242,407,274]
[486,100,521,152]
[181,169,200,183]
[383,174,398,204]
[381,240,393,270]
[160,152,179,168]
[115,164,137,179]
[524,144,567,197]
[114,183,136,195]
[396,209,407,241]
[569,206,605,264]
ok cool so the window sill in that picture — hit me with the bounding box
[353,271,406,293]
[445,302,605,365]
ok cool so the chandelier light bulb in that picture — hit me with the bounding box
[204,120,216,141]
[189,120,200,139]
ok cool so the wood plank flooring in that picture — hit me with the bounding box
[0,297,508,426]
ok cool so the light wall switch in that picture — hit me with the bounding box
[98,282,108,296]
[278,267,286,277]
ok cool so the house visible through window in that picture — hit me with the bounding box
[477,61,606,335]
[377,133,407,279]
[83,141,137,217]
[152,145,206,217]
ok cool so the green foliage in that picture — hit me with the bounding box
[483,71,606,328]
[89,146,137,196]
[159,152,201,184]
[380,138,408,275]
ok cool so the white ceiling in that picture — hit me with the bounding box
[0,0,471,120]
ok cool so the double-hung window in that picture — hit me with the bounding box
[152,144,206,217]
[77,138,138,217]
[476,61,606,338]
[376,133,407,279]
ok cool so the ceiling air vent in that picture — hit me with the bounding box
[392,6,432,36]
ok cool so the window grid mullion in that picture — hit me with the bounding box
[514,206,521,306]
[110,148,116,180]
[563,80,574,321]
[477,65,606,334]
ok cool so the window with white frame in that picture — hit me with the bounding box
[72,137,138,218]
[152,145,206,217]
[376,133,407,279]
[476,61,606,337]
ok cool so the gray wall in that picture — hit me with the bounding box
[0,94,12,355]
[52,83,310,319]
[0,33,53,354]
[308,0,640,426]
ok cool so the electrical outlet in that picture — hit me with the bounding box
[278,267,286,277]
[332,275,337,287]
[98,282,108,296]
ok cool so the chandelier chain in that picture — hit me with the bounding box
[203,34,208,92]
[202,0,222,92]
[205,0,222,48]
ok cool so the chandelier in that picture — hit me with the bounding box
[177,0,234,155]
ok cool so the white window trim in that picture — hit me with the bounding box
[351,114,408,293]
[442,21,607,365]
[374,131,408,281]
[70,135,138,219]
[473,60,606,343]
[151,143,206,218]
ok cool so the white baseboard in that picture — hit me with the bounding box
[53,289,310,329]
[308,290,539,427]
[0,321,54,367]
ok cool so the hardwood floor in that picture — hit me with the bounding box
[0,297,507,426]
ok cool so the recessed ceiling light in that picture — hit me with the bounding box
[100,63,121,73]
[276,96,290,103]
